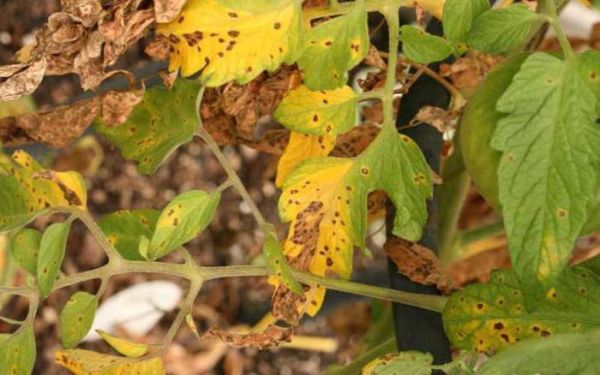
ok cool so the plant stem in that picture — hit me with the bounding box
[159,279,202,351]
[541,0,575,61]
[382,6,400,133]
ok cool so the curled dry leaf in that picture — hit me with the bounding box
[411,105,459,134]
[154,0,187,23]
[439,52,502,93]
[384,236,455,293]
[206,325,293,349]
[0,59,47,101]
[0,87,143,147]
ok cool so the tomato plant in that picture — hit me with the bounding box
[0,0,599,373]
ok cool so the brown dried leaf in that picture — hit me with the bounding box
[145,35,172,61]
[206,325,293,349]
[154,0,187,23]
[363,45,387,70]
[439,52,501,92]
[411,106,457,133]
[61,0,103,28]
[384,236,454,293]
[100,88,144,126]
[0,59,47,101]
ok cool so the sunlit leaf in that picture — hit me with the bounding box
[466,4,546,53]
[276,132,335,187]
[0,324,36,375]
[37,222,71,298]
[97,330,148,358]
[443,256,600,352]
[55,349,164,375]
[60,291,98,349]
[148,190,221,259]
[273,85,358,136]
[491,51,600,295]
[95,80,202,175]
[99,209,159,261]
[442,0,489,43]
[297,0,368,89]
[362,351,433,375]
[9,228,41,275]
[400,25,453,64]
[157,0,303,87]
[0,150,87,232]
[276,126,431,317]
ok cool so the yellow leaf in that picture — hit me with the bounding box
[97,330,148,358]
[157,0,303,87]
[55,349,164,375]
[273,85,358,136]
[276,132,335,187]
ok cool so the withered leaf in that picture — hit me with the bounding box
[0,59,47,101]
[411,106,458,133]
[154,0,187,23]
[206,325,293,349]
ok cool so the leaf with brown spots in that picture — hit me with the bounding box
[274,126,432,320]
[0,324,36,375]
[276,132,335,187]
[384,236,454,292]
[297,0,368,89]
[443,256,600,353]
[154,0,188,23]
[0,59,47,101]
[59,291,98,348]
[157,0,303,87]
[55,349,164,374]
[206,325,293,349]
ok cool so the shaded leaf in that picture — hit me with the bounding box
[466,4,546,53]
[276,132,335,187]
[9,228,41,275]
[37,222,71,298]
[492,51,600,294]
[0,150,87,232]
[97,330,148,358]
[60,291,98,348]
[479,329,600,375]
[298,1,368,89]
[55,349,164,374]
[400,25,453,64]
[0,324,36,375]
[157,0,303,87]
[96,79,201,174]
[99,209,159,261]
[273,85,358,136]
[442,0,489,43]
[148,190,221,259]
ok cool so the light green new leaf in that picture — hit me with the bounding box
[466,4,546,53]
[149,190,221,259]
[0,324,36,375]
[95,80,202,175]
[297,1,368,89]
[442,0,489,43]
[400,25,453,64]
[479,329,600,375]
[0,150,87,232]
[59,291,98,349]
[362,351,433,375]
[263,231,301,294]
[9,228,41,275]
[443,256,600,353]
[99,209,159,260]
[273,85,358,136]
[492,51,600,294]
[37,222,71,298]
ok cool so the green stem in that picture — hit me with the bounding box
[541,0,575,61]
[382,6,400,133]
[159,279,202,351]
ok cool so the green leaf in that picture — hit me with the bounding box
[492,51,600,294]
[98,209,159,260]
[59,291,98,349]
[466,4,546,53]
[95,80,202,175]
[479,329,600,375]
[273,85,358,136]
[442,0,489,43]
[0,324,36,375]
[263,231,302,294]
[297,0,368,89]
[0,150,87,232]
[362,351,433,375]
[400,25,453,64]
[443,257,600,353]
[37,222,71,298]
[148,190,221,259]
[9,228,41,275]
